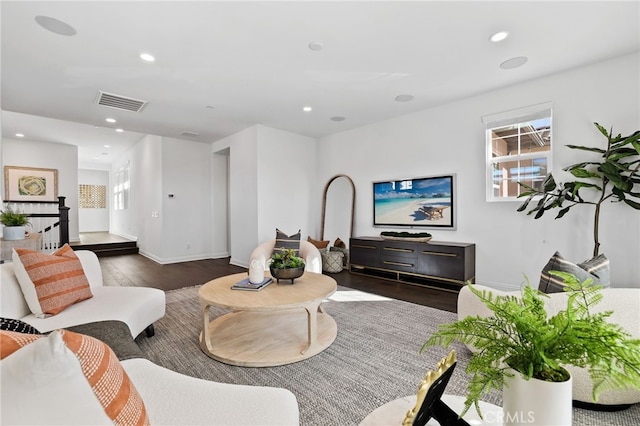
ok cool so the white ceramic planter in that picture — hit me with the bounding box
[503,368,572,426]
[2,226,26,241]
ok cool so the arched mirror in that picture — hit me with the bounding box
[320,174,356,242]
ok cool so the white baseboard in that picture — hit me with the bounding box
[230,257,248,269]
[138,250,218,265]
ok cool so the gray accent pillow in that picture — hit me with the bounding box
[273,228,301,256]
[539,251,610,293]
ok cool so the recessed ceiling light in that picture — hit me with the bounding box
[330,116,346,122]
[308,41,324,51]
[105,118,116,123]
[104,145,110,148]
[15,133,25,138]
[490,31,509,43]
[115,128,124,133]
[303,106,313,112]
[500,56,528,69]
[35,16,76,36]
[140,53,155,62]
[395,94,414,102]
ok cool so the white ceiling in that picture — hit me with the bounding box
[2,1,639,168]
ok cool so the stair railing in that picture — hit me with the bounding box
[17,197,70,252]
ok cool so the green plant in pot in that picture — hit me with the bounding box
[420,272,640,423]
[517,122,640,257]
[1,205,30,241]
[269,249,305,283]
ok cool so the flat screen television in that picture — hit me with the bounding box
[373,174,456,229]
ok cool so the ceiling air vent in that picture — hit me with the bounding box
[179,131,200,138]
[95,91,148,112]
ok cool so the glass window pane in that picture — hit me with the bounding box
[491,157,548,197]
[486,107,551,201]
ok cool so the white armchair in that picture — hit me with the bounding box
[249,239,322,274]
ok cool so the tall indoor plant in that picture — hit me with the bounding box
[420,273,640,423]
[517,123,640,257]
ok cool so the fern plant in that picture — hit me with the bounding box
[421,272,640,417]
[0,205,30,226]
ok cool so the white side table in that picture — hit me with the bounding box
[359,394,503,426]
[0,233,41,262]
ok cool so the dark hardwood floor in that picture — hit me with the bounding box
[98,254,459,313]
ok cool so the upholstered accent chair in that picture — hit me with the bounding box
[249,239,322,274]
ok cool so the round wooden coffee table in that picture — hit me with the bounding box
[199,271,337,367]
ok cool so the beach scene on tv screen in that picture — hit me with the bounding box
[374,176,453,227]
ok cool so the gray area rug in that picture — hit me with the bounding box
[136,285,640,426]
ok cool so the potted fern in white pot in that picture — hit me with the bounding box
[0,205,30,241]
[421,272,640,426]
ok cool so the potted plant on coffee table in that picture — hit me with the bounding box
[1,205,30,241]
[420,272,640,425]
[269,249,305,284]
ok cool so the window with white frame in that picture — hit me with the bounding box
[483,103,552,202]
[113,163,130,210]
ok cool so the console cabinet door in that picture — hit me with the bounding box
[350,239,380,267]
[417,246,466,281]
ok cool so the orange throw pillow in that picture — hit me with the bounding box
[60,330,149,425]
[307,236,330,250]
[0,329,42,359]
[0,329,149,426]
[14,244,93,317]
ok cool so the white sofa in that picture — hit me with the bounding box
[1,332,300,426]
[1,250,300,425]
[457,284,640,407]
[250,239,322,274]
[122,358,299,425]
[1,250,165,338]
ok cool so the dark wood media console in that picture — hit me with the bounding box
[349,237,475,292]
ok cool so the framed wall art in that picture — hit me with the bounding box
[4,166,58,202]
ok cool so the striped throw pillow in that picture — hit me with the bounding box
[274,228,301,256]
[0,329,42,359]
[0,329,149,426]
[13,244,93,318]
[539,251,610,293]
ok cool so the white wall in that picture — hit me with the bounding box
[213,124,317,267]
[159,136,213,262]
[315,53,640,290]
[78,169,109,232]
[211,151,229,258]
[256,125,317,242]
[2,138,80,242]
[112,134,217,263]
[214,126,259,267]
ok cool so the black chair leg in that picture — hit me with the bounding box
[145,324,155,337]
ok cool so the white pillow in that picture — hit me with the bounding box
[0,331,112,425]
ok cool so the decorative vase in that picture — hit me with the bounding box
[269,266,305,284]
[249,257,265,284]
[2,226,26,241]
[502,368,572,426]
